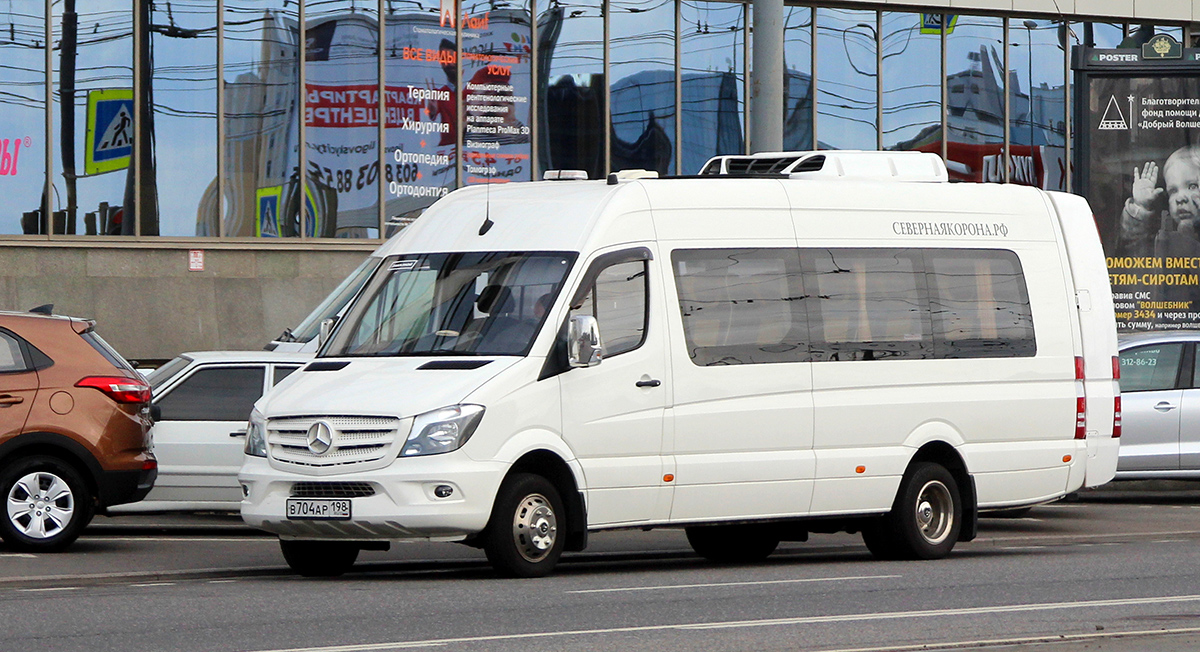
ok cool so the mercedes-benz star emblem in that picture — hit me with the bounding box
[306,421,334,455]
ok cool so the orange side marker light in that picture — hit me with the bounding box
[855,466,866,474]
[1063,455,1072,463]
[663,474,674,483]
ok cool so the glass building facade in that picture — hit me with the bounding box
[0,2,1187,241]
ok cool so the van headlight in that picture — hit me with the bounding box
[402,405,484,457]
[244,409,268,458]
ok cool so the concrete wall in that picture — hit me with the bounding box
[0,243,376,361]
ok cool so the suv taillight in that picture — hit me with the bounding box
[76,376,151,404]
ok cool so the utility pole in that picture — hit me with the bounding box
[60,0,77,234]
[123,0,159,235]
[749,0,783,153]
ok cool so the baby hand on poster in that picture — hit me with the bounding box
[1121,161,1164,246]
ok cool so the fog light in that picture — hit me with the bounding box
[434,485,454,498]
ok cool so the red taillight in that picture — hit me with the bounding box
[75,376,151,404]
[1075,396,1087,440]
[1113,396,1122,438]
[1112,355,1121,380]
[1075,356,1085,380]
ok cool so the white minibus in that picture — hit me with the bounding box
[239,151,1120,577]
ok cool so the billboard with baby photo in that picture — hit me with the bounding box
[1075,39,1200,332]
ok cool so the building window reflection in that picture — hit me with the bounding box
[782,5,812,151]
[881,12,940,153]
[815,7,876,150]
[1008,18,1066,190]
[5,2,46,235]
[153,1,218,237]
[3,3,1194,241]
[223,1,299,238]
[52,0,134,235]
[680,0,745,175]
[945,15,1004,182]
[610,0,676,175]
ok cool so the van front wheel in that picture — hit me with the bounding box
[862,462,961,560]
[482,473,565,578]
[279,540,359,577]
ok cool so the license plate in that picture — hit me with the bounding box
[286,498,351,520]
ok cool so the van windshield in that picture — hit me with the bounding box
[323,251,576,357]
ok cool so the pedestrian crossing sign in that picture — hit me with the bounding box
[920,14,958,35]
[256,186,284,237]
[85,89,134,176]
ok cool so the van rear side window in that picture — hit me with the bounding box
[672,247,1035,366]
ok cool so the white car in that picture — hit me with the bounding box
[110,351,313,512]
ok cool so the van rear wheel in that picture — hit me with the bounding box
[279,540,359,577]
[482,473,565,578]
[686,525,779,564]
[863,462,961,560]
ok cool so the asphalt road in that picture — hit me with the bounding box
[4,483,1200,652]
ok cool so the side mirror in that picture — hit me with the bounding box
[318,317,336,348]
[149,404,162,423]
[567,315,603,368]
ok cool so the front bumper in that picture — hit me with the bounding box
[238,454,508,541]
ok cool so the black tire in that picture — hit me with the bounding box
[279,540,360,577]
[686,525,779,564]
[482,473,565,578]
[0,455,94,552]
[862,462,962,561]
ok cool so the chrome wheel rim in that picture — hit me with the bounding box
[6,471,75,540]
[511,493,557,562]
[915,480,953,545]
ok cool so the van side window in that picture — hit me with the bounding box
[925,250,1035,358]
[670,247,1036,365]
[1120,344,1184,392]
[672,249,809,366]
[570,260,648,357]
[806,248,931,361]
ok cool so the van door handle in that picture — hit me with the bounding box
[635,379,661,388]
[230,430,247,438]
[0,395,23,406]
[1154,401,1177,412]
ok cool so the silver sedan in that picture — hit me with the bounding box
[1117,330,1200,478]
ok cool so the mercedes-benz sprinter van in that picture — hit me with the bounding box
[239,152,1120,577]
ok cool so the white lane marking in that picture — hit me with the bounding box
[208,579,238,584]
[129,582,176,588]
[999,546,1045,551]
[83,537,274,543]
[567,574,901,594]
[18,587,79,593]
[980,528,1200,543]
[814,625,1200,652]
[0,553,37,558]
[243,593,1200,652]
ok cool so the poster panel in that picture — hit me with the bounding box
[1078,44,1200,332]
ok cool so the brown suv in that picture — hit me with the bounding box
[0,308,156,551]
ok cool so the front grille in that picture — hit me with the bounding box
[267,415,405,470]
[291,482,376,498]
